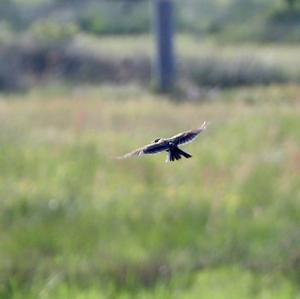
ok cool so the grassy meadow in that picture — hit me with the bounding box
[1,83,300,298]
[2,0,300,297]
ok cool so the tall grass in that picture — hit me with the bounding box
[1,84,300,298]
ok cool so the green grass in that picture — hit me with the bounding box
[1,84,300,298]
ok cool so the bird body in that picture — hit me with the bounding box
[117,121,207,162]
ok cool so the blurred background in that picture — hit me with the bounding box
[1,0,300,298]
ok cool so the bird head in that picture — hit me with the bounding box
[153,138,162,143]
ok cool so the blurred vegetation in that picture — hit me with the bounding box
[2,34,300,92]
[1,1,300,298]
[1,0,300,91]
[284,0,300,9]
[1,84,300,298]
[2,0,300,41]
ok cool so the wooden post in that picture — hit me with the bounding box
[154,0,175,93]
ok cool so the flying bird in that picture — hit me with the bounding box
[117,121,207,162]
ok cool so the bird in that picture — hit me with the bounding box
[116,121,207,162]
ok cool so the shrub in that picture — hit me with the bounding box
[185,55,288,87]
[78,1,150,35]
[30,20,79,47]
[0,38,152,91]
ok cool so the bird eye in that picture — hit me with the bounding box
[154,138,161,143]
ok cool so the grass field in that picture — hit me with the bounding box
[1,84,300,298]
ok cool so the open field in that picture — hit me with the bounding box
[1,84,300,298]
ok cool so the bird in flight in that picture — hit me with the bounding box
[117,121,207,162]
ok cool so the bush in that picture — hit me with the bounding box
[30,20,79,47]
[0,35,296,92]
[78,1,150,35]
[0,37,152,91]
[185,56,288,87]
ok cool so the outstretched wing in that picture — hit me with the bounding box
[170,121,207,145]
[116,140,170,159]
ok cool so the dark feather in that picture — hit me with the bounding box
[175,147,192,158]
[116,140,169,159]
[143,142,170,154]
[170,121,207,145]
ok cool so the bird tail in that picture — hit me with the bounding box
[175,147,192,159]
[166,149,180,162]
[166,147,191,162]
